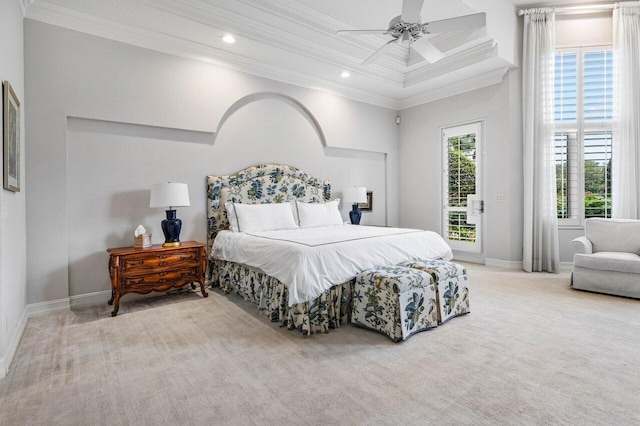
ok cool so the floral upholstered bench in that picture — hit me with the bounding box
[398,259,470,324]
[351,265,439,342]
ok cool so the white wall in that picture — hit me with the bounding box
[0,0,27,377]
[556,13,612,48]
[25,21,399,302]
[465,0,519,66]
[398,69,523,265]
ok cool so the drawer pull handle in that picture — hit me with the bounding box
[159,262,167,267]
[159,254,168,259]
[159,271,168,276]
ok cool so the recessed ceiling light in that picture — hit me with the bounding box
[340,71,351,78]
[222,34,236,44]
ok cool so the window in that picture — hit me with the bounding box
[554,47,613,225]
[447,132,477,243]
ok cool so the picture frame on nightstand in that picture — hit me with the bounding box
[359,191,373,212]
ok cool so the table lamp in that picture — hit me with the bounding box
[343,186,367,225]
[149,182,190,247]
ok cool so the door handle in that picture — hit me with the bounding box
[466,195,483,224]
[472,200,484,214]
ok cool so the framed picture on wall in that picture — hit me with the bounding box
[359,190,373,212]
[3,80,20,192]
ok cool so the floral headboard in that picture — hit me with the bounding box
[206,164,331,284]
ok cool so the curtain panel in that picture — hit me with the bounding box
[612,2,640,219]
[522,9,560,273]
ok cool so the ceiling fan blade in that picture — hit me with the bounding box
[336,29,389,35]
[362,38,400,65]
[422,12,486,34]
[401,0,424,23]
[411,37,445,63]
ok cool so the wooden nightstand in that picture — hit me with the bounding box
[107,241,208,316]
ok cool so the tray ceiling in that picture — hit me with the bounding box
[21,0,522,109]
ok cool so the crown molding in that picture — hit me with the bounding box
[398,67,509,110]
[237,0,407,65]
[16,0,32,16]
[404,39,497,87]
[137,0,506,88]
[143,0,404,84]
[25,1,401,110]
[25,0,513,111]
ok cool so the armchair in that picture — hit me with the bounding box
[570,218,640,298]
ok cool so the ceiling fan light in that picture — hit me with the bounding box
[340,71,351,78]
[222,34,236,44]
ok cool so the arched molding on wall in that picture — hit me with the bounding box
[213,92,327,147]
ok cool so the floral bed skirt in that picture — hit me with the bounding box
[212,259,354,336]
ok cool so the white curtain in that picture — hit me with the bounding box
[612,2,640,219]
[522,9,560,273]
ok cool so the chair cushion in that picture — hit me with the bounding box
[585,218,640,254]
[574,251,640,274]
[356,265,435,294]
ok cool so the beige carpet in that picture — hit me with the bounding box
[1,264,639,425]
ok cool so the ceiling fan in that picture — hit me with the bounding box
[336,0,486,65]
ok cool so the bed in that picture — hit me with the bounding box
[206,164,452,336]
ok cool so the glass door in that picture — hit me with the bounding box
[442,122,483,253]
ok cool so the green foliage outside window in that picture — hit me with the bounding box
[556,158,611,218]
[448,134,477,242]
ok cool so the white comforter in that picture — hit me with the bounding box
[212,225,453,306]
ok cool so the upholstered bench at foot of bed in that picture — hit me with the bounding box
[399,259,470,324]
[351,266,439,342]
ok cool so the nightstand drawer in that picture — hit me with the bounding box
[122,268,200,289]
[120,250,200,274]
[107,241,208,316]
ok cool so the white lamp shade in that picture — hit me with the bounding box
[343,186,367,203]
[149,183,190,208]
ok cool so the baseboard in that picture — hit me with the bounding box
[70,290,111,309]
[484,258,523,270]
[1,308,28,378]
[26,297,70,318]
[25,289,112,317]
[485,258,573,273]
[2,291,110,379]
[560,262,574,273]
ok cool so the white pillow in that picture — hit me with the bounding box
[296,199,343,228]
[233,202,299,233]
[226,201,300,231]
[224,201,239,232]
[290,200,300,225]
